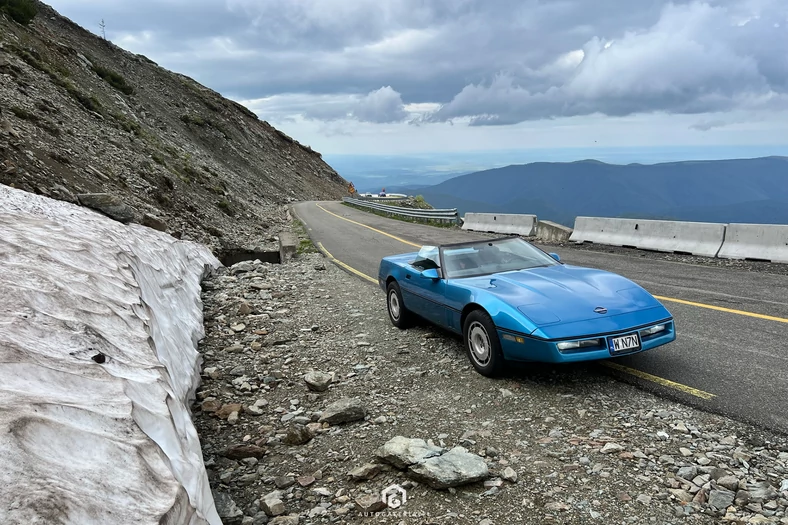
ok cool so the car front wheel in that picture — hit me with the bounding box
[463,309,504,377]
[386,281,412,329]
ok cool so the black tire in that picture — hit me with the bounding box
[386,281,412,329]
[462,309,504,377]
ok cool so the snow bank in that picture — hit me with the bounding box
[0,185,222,524]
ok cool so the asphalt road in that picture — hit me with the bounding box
[294,200,788,435]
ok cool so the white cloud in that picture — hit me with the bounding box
[46,0,788,154]
[240,86,409,124]
[426,1,788,125]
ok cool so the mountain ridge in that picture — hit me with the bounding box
[401,156,788,227]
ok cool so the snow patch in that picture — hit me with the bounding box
[0,185,222,525]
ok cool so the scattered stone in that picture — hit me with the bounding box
[222,445,266,460]
[274,476,295,489]
[212,491,243,521]
[261,492,286,517]
[348,463,382,481]
[709,489,736,510]
[375,436,444,469]
[317,398,367,424]
[601,443,625,454]
[268,516,299,525]
[141,213,168,232]
[408,446,490,489]
[355,494,387,512]
[717,475,740,491]
[215,403,243,419]
[303,371,333,392]
[282,424,314,446]
[238,301,253,315]
[76,193,135,223]
[502,466,518,483]
[748,481,778,503]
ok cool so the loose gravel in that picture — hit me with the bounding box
[192,231,788,525]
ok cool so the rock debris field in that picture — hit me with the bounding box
[192,245,788,525]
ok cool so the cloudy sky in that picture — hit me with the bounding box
[47,0,788,159]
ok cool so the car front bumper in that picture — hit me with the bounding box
[499,319,676,364]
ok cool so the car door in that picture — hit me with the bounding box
[407,267,448,327]
[399,257,449,327]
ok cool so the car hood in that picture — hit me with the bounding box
[459,264,663,326]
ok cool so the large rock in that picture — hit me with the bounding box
[375,436,444,469]
[76,193,136,223]
[375,437,490,489]
[318,398,367,424]
[407,446,490,489]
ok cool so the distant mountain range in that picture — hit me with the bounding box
[397,157,788,226]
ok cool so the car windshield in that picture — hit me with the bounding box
[441,237,559,278]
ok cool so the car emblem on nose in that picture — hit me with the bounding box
[594,307,608,314]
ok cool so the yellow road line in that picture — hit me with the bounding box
[315,202,421,248]
[654,295,788,324]
[316,242,378,284]
[601,361,716,400]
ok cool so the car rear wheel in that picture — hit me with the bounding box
[386,281,412,329]
[463,309,504,377]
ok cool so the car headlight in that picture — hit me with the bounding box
[640,324,666,336]
[557,338,603,351]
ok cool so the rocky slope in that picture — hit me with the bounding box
[0,1,348,256]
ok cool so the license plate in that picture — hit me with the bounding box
[609,332,641,354]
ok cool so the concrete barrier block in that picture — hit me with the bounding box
[569,216,726,258]
[462,213,537,236]
[279,231,298,262]
[718,223,788,263]
[536,220,573,243]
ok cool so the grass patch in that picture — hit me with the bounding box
[293,219,317,255]
[39,120,61,137]
[151,153,166,166]
[92,64,134,95]
[110,112,142,135]
[216,198,235,216]
[1,0,37,25]
[181,114,208,127]
[68,85,102,113]
[10,105,39,121]
[297,237,317,255]
[342,202,458,229]
[180,113,230,139]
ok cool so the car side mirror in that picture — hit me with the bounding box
[421,268,440,280]
[549,253,561,262]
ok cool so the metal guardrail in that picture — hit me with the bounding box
[355,195,409,202]
[342,197,459,224]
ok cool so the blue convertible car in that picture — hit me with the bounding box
[378,237,676,376]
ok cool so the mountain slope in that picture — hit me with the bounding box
[0,1,348,253]
[415,157,788,226]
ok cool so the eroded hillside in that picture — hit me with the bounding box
[0,1,348,254]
